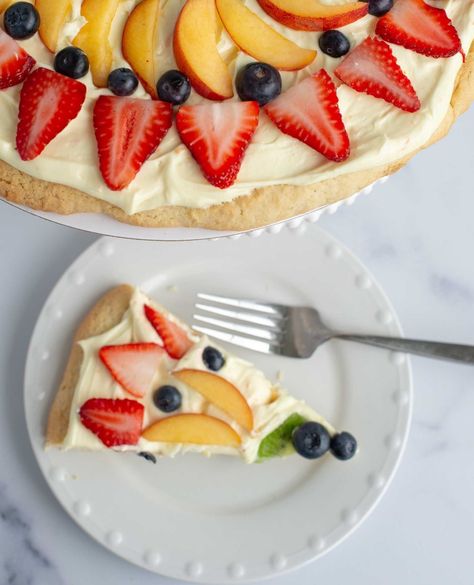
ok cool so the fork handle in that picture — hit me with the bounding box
[336,335,474,364]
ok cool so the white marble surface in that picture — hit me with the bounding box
[1,102,474,584]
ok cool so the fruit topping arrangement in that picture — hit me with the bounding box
[99,342,165,398]
[366,0,393,18]
[54,46,89,80]
[4,1,40,39]
[157,70,192,106]
[93,96,172,190]
[256,0,369,31]
[0,28,35,89]
[176,101,260,188]
[153,385,183,413]
[16,67,86,160]
[73,300,357,462]
[236,62,282,106]
[107,67,139,97]
[202,345,226,371]
[334,37,421,112]
[319,30,351,58]
[215,0,317,70]
[258,413,358,460]
[0,0,465,192]
[174,369,254,432]
[375,0,462,58]
[80,397,144,448]
[72,0,120,87]
[144,304,194,358]
[264,70,350,162]
[122,0,160,97]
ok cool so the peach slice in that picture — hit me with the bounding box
[216,0,316,71]
[142,413,241,447]
[122,0,160,98]
[36,0,72,52]
[0,0,14,13]
[174,369,253,432]
[257,0,368,32]
[173,0,233,101]
[73,0,120,88]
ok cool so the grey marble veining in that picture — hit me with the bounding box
[0,483,64,585]
[429,274,474,304]
[1,104,474,584]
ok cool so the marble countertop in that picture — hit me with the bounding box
[1,103,474,585]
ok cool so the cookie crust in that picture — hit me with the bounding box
[45,284,134,446]
[2,43,473,231]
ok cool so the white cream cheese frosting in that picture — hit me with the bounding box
[1,1,472,214]
[61,288,333,462]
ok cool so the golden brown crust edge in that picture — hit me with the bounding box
[2,42,474,231]
[45,284,134,446]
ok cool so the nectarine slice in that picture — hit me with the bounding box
[257,0,368,32]
[122,0,160,98]
[36,0,72,52]
[142,413,241,447]
[173,0,233,100]
[174,369,253,432]
[73,0,120,87]
[216,0,316,71]
[0,0,14,13]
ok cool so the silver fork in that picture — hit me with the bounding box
[193,293,474,363]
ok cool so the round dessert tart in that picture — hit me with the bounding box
[0,0,473,231]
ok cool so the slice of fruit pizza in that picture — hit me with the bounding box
[46,285,357,463]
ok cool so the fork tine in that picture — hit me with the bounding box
[193,325,279,355]
[194,314,281,341]
[195,303,282,328]
[197,293,286,316]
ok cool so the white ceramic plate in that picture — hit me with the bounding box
[24,227,412,583]
[5,177,387,241]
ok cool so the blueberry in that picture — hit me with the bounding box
[54,47,89,80]
[153,385,182,413]
[157,70,191,105]
[365,0,393,17]
[236,62,282,106]
[4,2,40,40]
[318,30,350,58]
[330,432,357,460]
[107,68,139,96]
[138,451,157,464]
[292,422,330,459]
[202,346,225,371]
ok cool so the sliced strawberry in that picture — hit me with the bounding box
[93,96,173,191]
[99,343,165,398]
[0,29,35,90]
[376,0,462,59]
[335,37,420,113]
[79,398,144,448]
[144,305,193,360]
[176,101,259,189]
[264,70,350,163]
[16,67,86,160]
